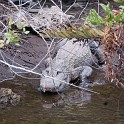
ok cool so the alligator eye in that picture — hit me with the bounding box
[46,70,49,74]
[57,71,61,75]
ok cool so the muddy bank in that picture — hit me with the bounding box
[0,34,49,80]
[0,0,118,82]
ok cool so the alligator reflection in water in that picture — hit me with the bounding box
[0,77,124,124]
[42,90,91,108]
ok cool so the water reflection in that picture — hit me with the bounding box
[42,89,91,108]
[0,78,124,124]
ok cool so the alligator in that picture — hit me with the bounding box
[40,38,104,92]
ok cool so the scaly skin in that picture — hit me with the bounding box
[40,38,103,92]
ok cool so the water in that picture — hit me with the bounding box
[0,1,123,124]
[0,76,124,124]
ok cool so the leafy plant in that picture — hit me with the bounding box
[0,40,5,48]
[85,9,105,26]
[0,19,30,48]
[4,18,20,47]
[118,6,124,23]
[114,0,124,4]
[16,22,30,34]
[4,30,20,46]
[85,2,124,27]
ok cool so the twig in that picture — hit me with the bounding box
[65,0,77,14]
[0,58,99,94]
[75,1,89,23]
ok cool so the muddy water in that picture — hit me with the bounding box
[0,1,124,124]
[0,73,124,124]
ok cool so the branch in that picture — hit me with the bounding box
[0,58,99,94]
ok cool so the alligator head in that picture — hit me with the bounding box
[40,66,70,92]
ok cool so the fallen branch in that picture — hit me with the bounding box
[0,58,99,94]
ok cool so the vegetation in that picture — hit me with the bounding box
[0,14,29,48]
[85,3,124,87]
[85,3,124,26]
[0,1,123,87]
[43,2,124,87]
[114,0,124,4]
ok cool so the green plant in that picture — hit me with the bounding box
[85,2,124,27]
[4,30,20,46]
[85,9,105,26]
[85,2,124,86]
[0,40,5,48]
[114,0,124,4]
[0,18,30,48]
[16,22,30,34]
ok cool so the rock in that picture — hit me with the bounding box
[9,5,73,32]
[0,88,20,105]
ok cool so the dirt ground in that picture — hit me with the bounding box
[0,0,119,83]
[0,1,85,81]
[0,33,50,80]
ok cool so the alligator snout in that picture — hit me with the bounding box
[40,75,69,92]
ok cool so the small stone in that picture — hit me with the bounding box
[0,88,20,105]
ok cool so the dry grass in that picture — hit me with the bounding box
[103,24,124,87]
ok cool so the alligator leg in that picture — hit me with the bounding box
[79,66,93,87]
[89,41,105,65]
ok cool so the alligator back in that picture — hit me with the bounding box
[52,39,93,72]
